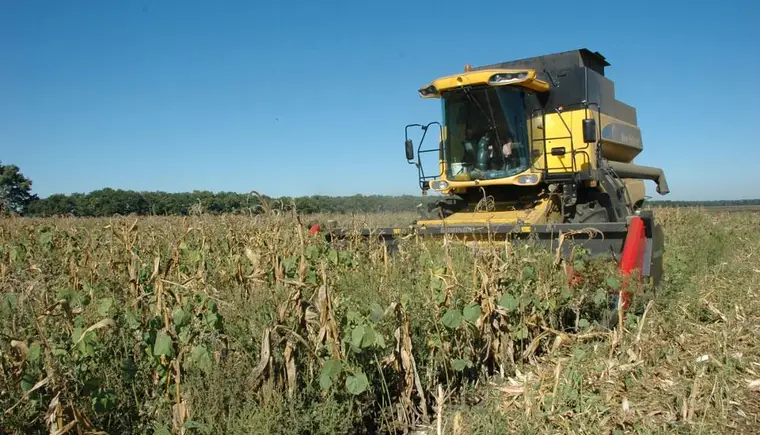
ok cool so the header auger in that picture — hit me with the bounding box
[317,48,669,313]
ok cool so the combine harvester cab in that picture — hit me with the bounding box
[321,48,669,312]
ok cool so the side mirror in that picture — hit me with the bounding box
[405,139,414,160]
[582,118,597,143]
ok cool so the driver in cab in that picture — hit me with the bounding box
[462,125,515,171]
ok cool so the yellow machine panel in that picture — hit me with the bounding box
[539,109,594,174]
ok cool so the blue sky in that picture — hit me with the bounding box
[1,0,758,201]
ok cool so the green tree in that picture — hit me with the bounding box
[0,161,38,215]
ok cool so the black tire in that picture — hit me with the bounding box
[567,200,613,223]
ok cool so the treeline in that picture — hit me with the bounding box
[24,188,435,217]
[649,199,760,207]
[19,188,760,217]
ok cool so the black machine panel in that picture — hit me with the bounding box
[472,48,637,125]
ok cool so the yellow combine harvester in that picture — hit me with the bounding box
[324,48,669,293]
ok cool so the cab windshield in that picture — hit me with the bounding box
[442,86,530,181]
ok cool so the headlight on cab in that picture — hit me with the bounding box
[516,174,539,185]
[488,71,529,85]
[430,180,449,191]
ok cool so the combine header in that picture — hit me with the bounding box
[319,48,669,304]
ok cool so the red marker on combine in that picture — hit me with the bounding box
[617,216,647,310]
[565,215,648,312]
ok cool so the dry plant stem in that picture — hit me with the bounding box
[373,353,394,432]
[550,361,562,413]
[436,384,444,435]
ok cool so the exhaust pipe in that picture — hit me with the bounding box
[607,161,670,195]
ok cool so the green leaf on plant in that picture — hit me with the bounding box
[282,256,297,276]
[594,288,608,306]
[401,293,410,308]
[153,331,174,357]
[346,310,361,323]
[92,388,116,413]
[124,309,140,330]
[328,249,338,266]
[451,358,473,372]
[578,318,590,329]
[204,312,220,330]
[57,287,82,307]
[184,421,207,430]
[173,308,191,329]
[511,325,529,340]
[305,269,318,285]
[179,329,193,345]
[1,293,18,315]
[498,293,518,311]
[189,250,202,264]
[441,308,463,329]
[72,322,100,358]
[9,247,20,263]
[606,277,621,290]
[305,244,319,261]
[522,265,536,280]
[77,336,95,357]
[189,345,213,373]
[122,357,137,381]
[430,276,443,292]
[28,343,41,363]
[430,336,442,348]
[346,371,369,395]
[194,292,208,306]
[319,359,343,390]
[626,313,639,329]
[361,327,376,349]
[375,333,386,349]
[20,372,35,392]
[351,325,365,350]
[369,302,384,323]
[463,302,481,323]
[71,326,84,344]
[339,251,355,267]
[98,297,114,317]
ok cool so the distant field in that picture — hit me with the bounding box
[650,205,760,214]
[697,205,760,213]
[1,208,759,434]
